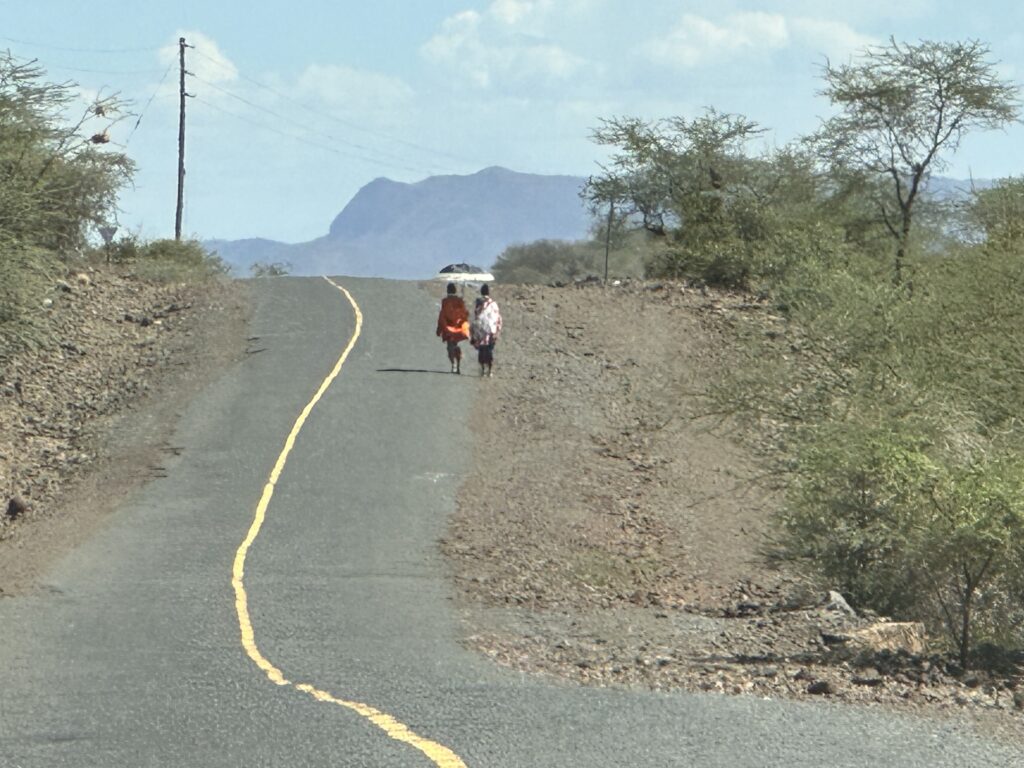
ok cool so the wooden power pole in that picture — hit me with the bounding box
[174,37,190,240]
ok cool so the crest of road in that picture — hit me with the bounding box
[0,277,1016,766]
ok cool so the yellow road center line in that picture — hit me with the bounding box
[231,276,468,768]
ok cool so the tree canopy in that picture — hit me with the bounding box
[813,38,1020,282]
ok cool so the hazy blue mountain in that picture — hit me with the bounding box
[207,166,593,278]
[204,237,300,271]
[921,175,992,201]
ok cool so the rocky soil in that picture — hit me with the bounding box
[0,262,246,594]
[446,279,1024,739]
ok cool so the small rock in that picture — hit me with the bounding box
[852,668,884,687]
[821,632,852,647]
[823,590,857,616]
[6,496,28,520]
[847,622,927,656]
[806,680,837,695]
[963,673,982,689]
[1012,691,1024,710]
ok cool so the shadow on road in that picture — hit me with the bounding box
[376,367,466,376]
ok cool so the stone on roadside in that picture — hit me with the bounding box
[851,668,884,687]
[806,680,837,695]
[1013,691,1024,710]
[6,496,28,520]
[823,590,857,616]
[847,622,926,656]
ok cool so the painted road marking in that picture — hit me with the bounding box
[231,276,468,768]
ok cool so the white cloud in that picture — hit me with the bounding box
[295,64,414,120]
[490,0,541,26]
[161,31,238,84]
[790,18,876,60]
[422,6,587,89]
[421,11,491,85]
[646,12,790,69]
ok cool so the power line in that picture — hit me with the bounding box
[0,35,160,54]
[191,47,473,168]
[192,95,394,166]
[192,93,462,179]
[191,95,373,168]
[189,73,442,176]
[41,63,166,76]
[125,61,176,146]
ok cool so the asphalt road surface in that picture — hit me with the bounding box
[1,276,1019,767]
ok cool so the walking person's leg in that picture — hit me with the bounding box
[479,344,494,377]
[447,340,458,372]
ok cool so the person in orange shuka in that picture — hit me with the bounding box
[436,282,470,374]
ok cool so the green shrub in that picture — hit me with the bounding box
[249,261,291,277]
[131,239,229,282]
[0,53,133,353]
[493,237,646,284]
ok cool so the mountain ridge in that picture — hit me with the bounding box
[207,166,593,278]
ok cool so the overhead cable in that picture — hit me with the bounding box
[191,47,472,167]
[0,35,160,54]
[125,60,177,147]
[190,74,442,176]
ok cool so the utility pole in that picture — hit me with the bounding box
[174,37,192,240]
[603,202,614,283]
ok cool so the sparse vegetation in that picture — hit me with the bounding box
[0,54,227,359]
[249,260,291,277]
[0,53,133,355]
[812,38,1020,284]
[130,238,229,282]
[688,40,1024,669]
[492,237,645,284]
[533,36,1024,669]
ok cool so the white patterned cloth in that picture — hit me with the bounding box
[471,296,503,346]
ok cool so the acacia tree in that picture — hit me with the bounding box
[0,52,133,349]
[583,109,781,284]
[814,39,1020,284]
[962,176,1024,248]
[0,54,133,250]
[585,108,765,235]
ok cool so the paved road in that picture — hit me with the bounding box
[1,277,1018,767]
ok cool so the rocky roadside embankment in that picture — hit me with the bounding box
[0,262,246,594]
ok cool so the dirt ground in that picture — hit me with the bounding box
[0,262,247,594]
[444,278,1024,739]
[2,269,1021,742]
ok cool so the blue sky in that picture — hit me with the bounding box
[4,0,1024,243]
